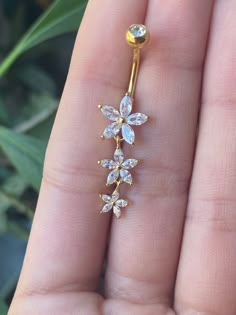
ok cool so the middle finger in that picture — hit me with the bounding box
[105,0,214,307]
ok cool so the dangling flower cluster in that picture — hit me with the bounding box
[98,95,148,218]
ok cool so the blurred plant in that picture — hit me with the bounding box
[0,0,87,312]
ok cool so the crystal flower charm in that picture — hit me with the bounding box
[101,95,148,144]
[100,191,128,219]
[99,148,138,185]
[97,24,149,218]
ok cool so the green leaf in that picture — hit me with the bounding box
[13,64,57,95]
[2,174,27,195]
[28,114,55,141]
[0,212,7,234]
[0,0,87,77]
[0,299,8,315]
[0,127,46,191]
[0,271,19,301]
[0,174,28,214]
[14,93,58,133]
[6,221,30,240]
[0,189,34,221]
[0,97,8,125]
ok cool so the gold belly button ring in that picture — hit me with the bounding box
[98,24,149,218]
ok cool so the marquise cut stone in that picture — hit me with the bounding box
[100,159,117,169]
[107,169,119,185]
[122,123,135,144]
[101,194,111,203]
[111,191,119,202]
[120,95,132,118]
[127,113,148,126]
[116,199,128,207]
[101,105,120,121]
[102,203,113,213]
[113,205,121,218]
[122,159,138,169]
[103,122,121,138]
[120,169,132,185]
[114,148,124,163]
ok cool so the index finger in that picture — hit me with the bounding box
[14,0,148,297]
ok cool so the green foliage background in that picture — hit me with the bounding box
[0,0,87,312]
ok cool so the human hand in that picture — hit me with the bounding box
[9,1,236,314]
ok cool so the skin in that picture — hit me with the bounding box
[8,0,236,314]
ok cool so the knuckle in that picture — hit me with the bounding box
[133,163,191,200]
[187,196,236,232]
[42,158,102,195]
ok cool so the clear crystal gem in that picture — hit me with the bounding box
[129,24,146,38]
[100,159,117,169]
[113,205,121,218]
[116,199,128,207]
[101,105,120,121]
[114,148,124,163]
[120,169,132,185]
[127,113,148,125]
[111,191,119,202]
[122,159,138,169]
[102,203,113,213]
[101,194,111,203]
[107,169,119,185]
[122,123,135,144]
[120,95,133,118]
[103,122,121,138]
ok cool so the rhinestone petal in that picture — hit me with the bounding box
[111,191,119,202]
[101,194,111,203]
[120,95,132,118]
[113,205,121,218]
[101,105,120,121]
[127,113,148,125]
[116,199,128,207]
[100,159,117,169]
[107,169,119,185]
[122,159,138,169]
[120,169,132,185]
[114,148,124,163]
[103,122,121,138]
[101,203,113,213]
[122,123,135,144]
